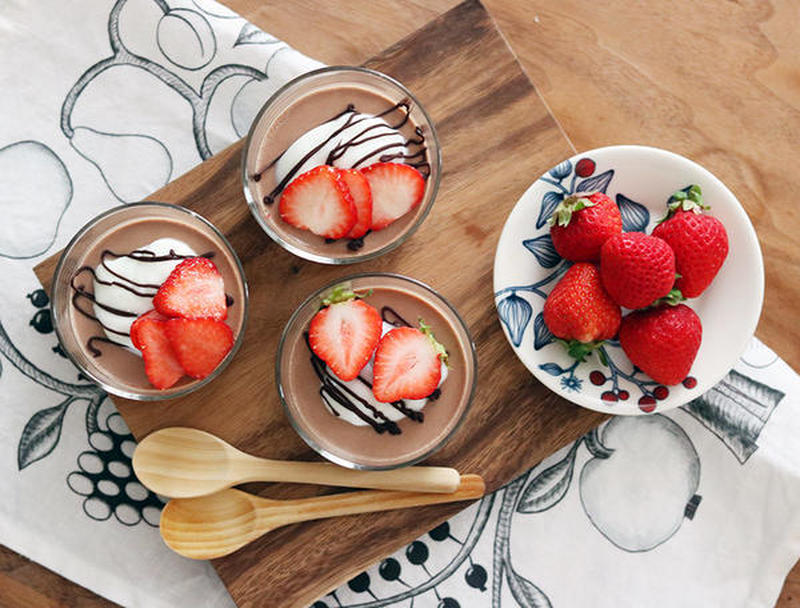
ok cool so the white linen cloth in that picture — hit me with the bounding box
[1,1,799,608]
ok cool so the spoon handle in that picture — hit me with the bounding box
[240,457,462,494]
[256,474,485,529]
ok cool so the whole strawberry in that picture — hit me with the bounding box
[543,263,621,360]
[600,232,676,309]
[619,304,702,385]
[652,185,728,298]
[548,192,622,262]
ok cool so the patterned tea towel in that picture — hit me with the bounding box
[2,1,799,608]
[0,1,319,606]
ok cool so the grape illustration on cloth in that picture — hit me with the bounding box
[0,292,162,527]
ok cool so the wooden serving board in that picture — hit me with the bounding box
[36,1,607,605]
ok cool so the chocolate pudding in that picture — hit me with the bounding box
[278,274,476,469]
[243,67,441,264]
[52,203,247,399]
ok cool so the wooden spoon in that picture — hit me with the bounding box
[160,474,484,559]
[133,427,461,497]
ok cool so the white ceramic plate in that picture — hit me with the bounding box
[493,145,764,414]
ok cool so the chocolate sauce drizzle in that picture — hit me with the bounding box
[70,249,231,357]
[305,305,443,435]
[253,100,431,252]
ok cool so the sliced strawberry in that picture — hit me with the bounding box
[131,312,185,390]
[309,299,382,381]
[165,318,234,379]
[153,257,227,321]
[279,165,356,239]
[130,309,169,351]
[338,169,373,239]
[361,163,425,230]
[372,326,442,402]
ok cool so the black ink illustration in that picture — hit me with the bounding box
[235,22,283,47]
[578,415,701,552]
[67,412,163,526]
[318,497,495,607]
[0,140,73,259]
[60,0,271,201]
[682,368,785,463]
[156,8,217,71]
[69,127,173,204]
[2,296,161,526]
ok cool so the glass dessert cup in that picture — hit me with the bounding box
[51,202,249,401]
[277,273,477,470]
[242,66,442,265]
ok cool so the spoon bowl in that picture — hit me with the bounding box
[161,490,261,559]
[134,427,462,497]
[160,474,485,559]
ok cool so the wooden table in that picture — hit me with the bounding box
[3,1,798,606]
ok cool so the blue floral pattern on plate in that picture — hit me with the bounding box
[493,150,698,414]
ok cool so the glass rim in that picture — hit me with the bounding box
[51,201,250,402]
[276,272,478,470]
[241,65,443,265]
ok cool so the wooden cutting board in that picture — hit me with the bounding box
[36,1,608,605]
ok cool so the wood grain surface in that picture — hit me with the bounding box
[34,2,602,606]
[8,0,799,606]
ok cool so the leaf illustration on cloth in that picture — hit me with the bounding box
[523,234,561,268]
[576,169,614,194]
[536,191,564,229]
[548,159,572,180]
[517,441,579,513]
[583,426,614,458]
[682,369,785,463]
[18,397,73,469]
[235,22,281,46]
[498,294,532,347]
[506,567,552,608]
[617,193,650,232]
[533,312,555,350]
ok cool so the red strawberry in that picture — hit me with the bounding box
[549,192,622,262]
[543,263,621,360]
[372,324,445,402]
[130,311,185,389]
[338,169,373,239]
[361,163,425,230]
[164,318,234,379]
[309,291,382,382]
[651,185,728,298]
[600,232,676,309]
[130,309,169,351]
[279,165,356,239]
[153,257,227,321]
[619,304,702,385]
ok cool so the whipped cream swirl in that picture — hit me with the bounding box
[71,238,197,352]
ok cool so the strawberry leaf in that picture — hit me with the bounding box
[321,283,372,307]
[419,318,449,366]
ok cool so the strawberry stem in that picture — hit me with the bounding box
[650,288,686,307]
[657,184,710,224]
[555,338,606,363]
[419,318,449,366]
[547,193,597,227]
[321,283,373,307]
